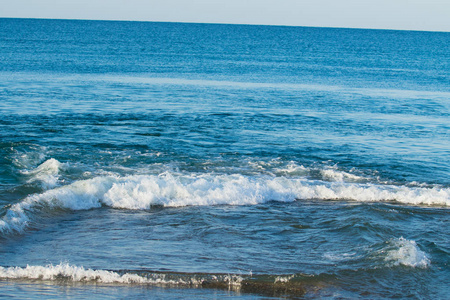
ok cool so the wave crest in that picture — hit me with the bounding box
[0,263,309,297]
[20,158,67,189]
[1,173,449,234]
[0,263,246,287]
[382,237,431,268]
[0,264,149,284]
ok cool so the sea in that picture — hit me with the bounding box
[0,18,449,299]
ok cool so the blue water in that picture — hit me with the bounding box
[0,18,449,299]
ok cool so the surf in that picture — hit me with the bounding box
[1,170,448,235]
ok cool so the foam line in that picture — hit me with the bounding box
[0,263,243,287]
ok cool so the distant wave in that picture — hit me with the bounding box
[3,72,449,99]
[73,74,450,100]
[1,167,448,235]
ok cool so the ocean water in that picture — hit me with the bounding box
[0,18,449,299]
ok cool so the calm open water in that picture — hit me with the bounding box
[0,18,449,299]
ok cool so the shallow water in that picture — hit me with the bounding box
[0,18,449,299]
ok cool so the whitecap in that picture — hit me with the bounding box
[381,237,430,268]
[21,158,67,189]
[0,263,243,287]
[0,263,150,284]
[319,167,366,183]
[273,161,309,176]
[1,173,448,234]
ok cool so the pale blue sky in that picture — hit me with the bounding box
[1,0,449,32]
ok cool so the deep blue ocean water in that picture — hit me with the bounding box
[0,18,449,299]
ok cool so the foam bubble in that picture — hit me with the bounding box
[382,237,430,268]
[1,173,449,234]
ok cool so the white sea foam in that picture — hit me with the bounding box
[0,264,150,284]
[319,167,366,182]
[274,274,294,283]
[273,162,370,183]
[382,237,430,268]
[273,161,309,176]
[1,173,449,234]
[0,263,243,287]
[21,158,66,189]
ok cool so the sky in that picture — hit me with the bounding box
[1,0,449,32]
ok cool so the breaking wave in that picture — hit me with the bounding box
[0,263,243,286]
[1,171,448,234]
[0,263,308,297]
[20,158,67,189]
[0,264,152,284]
[380,237,431,268]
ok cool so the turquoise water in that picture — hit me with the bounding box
[0,18,449,299]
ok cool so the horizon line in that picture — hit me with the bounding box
[1,16,449,33]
